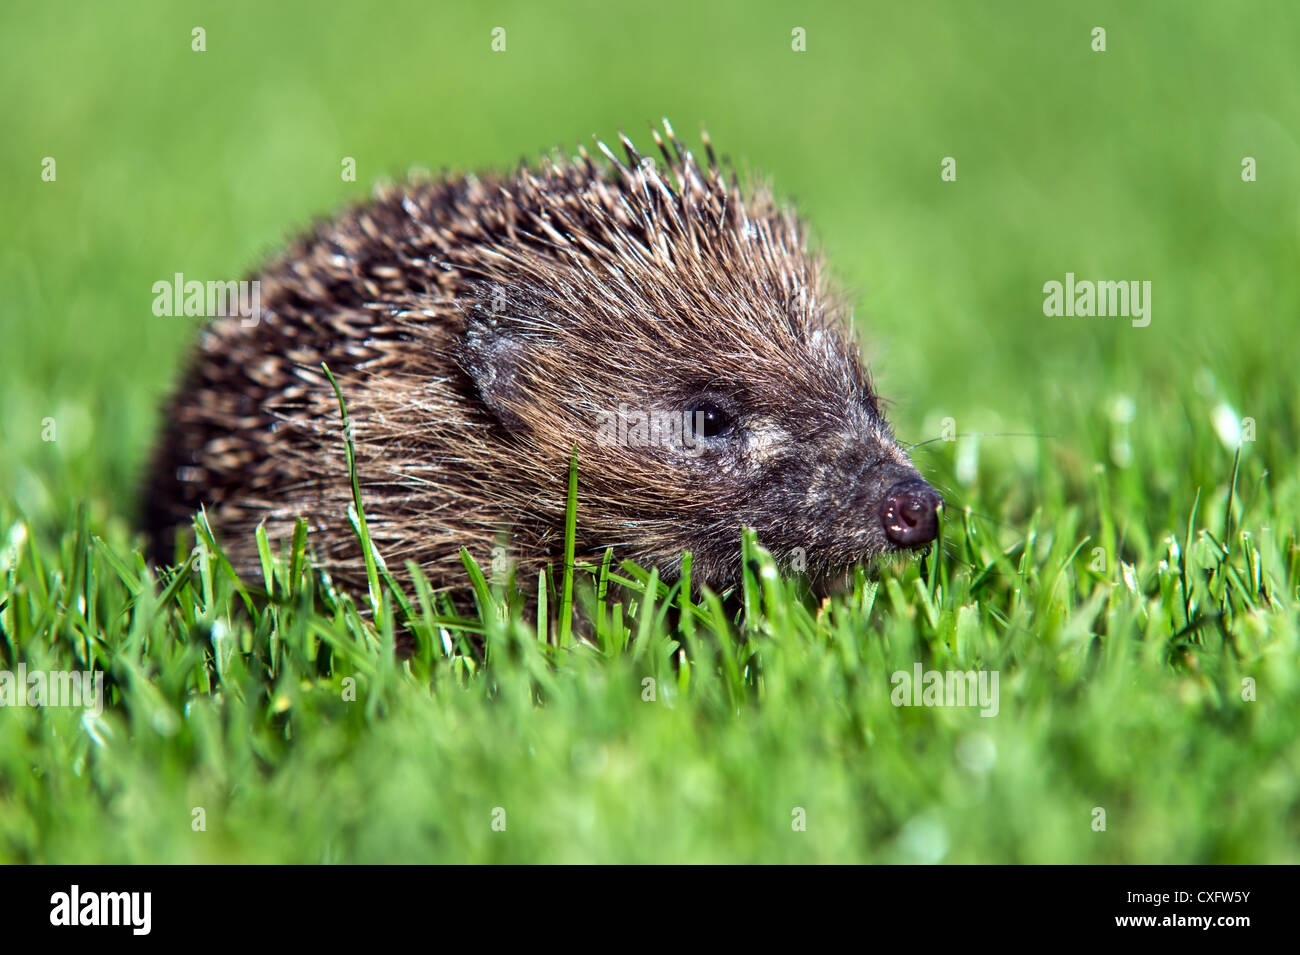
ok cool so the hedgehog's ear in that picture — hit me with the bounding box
[463,291,532,434]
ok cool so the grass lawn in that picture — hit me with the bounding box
[1,0,1298,863]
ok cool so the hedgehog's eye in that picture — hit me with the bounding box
[687,403,734,439]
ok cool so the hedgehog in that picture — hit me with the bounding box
[142,121,943,599]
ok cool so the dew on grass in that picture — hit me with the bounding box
[956,434,978,484]
[1110,395,1135,468]
[897,813,949,864]
[956,732,997,774]
[151,707,180,737]
[81,710,112,747]
[1212,402,1242,450]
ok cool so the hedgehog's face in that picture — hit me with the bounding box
[464,283,942,591]
[603,328,944,589]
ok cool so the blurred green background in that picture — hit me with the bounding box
[3,0,1297,526]
[1,1,1299,864]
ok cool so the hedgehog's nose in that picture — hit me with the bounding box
[879,479,944,547]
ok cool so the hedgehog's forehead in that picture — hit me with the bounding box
[507,272,861,389]
[533,301,873,422]
[474,238,866,406]
[490,221,833,342]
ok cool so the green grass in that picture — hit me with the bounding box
[2,0,1299,863]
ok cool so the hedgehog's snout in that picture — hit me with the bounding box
[878,479,944,548]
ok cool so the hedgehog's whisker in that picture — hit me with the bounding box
[904,431,1053,451]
